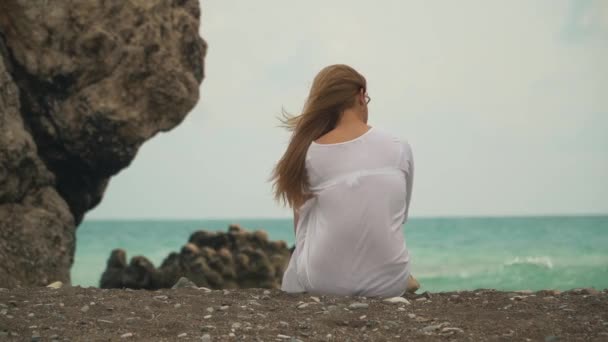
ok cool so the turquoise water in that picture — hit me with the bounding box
[72,216,608,292]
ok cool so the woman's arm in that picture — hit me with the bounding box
[402,142,414,223]
[293,207,299,234]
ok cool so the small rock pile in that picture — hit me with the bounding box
[100,225,291,290]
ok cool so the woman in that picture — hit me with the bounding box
[271,64,418,297]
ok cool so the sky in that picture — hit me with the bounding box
[87,0,608,220]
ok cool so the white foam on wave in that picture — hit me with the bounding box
[504,256,554,269]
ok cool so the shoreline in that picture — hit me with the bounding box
[1,286,606,341]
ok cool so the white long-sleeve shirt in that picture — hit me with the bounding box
[281,127,414,297]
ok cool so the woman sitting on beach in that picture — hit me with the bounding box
[272,64,418,297]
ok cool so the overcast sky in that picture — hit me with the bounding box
[87,0,608,220]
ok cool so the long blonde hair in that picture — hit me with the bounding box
[271,64,367,208]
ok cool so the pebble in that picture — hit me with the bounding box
[297,303,309,309]
[178,333,187,338]
[538,289,561,296]
[415,297,427,302]
[231,323,241,330]
[279,321,289,327]
[385,321,399,329]
[81,305,90,313]
[201,334,211,342]
[261,295,271,300]
[174,304,182,308]
[153,295,168,300]
[198,287,212,292]
[407,313,416,319]
[28,313,35,317]
[502,330,515,337]
[397,307,406,311]
[415,316,432,323]
[422,322,450,333]
[263,290,271,295]
[219,305,229,311]
[206,307,214,313]
[582,288,600,295]
[441,327,464,335]
[349,303,369,310]
[277,335,290,339]
[228,333,235,337]
[172,277,197,289]
[359,315,367,320]
[46,281,63,289]
[383,297,410,305]
[310,296,321,303]
[120,333,133,339]
[203,315,212,319]
[223,290,230,295]
[0,309,7,315]
[515,290,533,294]
[200,325,216,332]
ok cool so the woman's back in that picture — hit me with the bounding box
[281,127,414,297]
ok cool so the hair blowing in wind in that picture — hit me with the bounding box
[271,64,367,208]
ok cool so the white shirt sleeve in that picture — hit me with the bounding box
[400,141,414,224]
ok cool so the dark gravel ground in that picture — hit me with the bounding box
[1,285,607,341]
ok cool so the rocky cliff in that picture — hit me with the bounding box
[0,0,206,287]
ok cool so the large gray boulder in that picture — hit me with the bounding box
[0,0,206,287]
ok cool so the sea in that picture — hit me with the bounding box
[72,216,608,292]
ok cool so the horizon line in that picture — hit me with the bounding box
[84,213,608,222]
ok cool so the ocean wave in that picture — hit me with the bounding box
[414,256,556,279]
[504,256,553,269]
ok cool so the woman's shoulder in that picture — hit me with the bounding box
[369,126,412,148]
[368,127,413,166]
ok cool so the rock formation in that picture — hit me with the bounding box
[100,225,292,290]
[0,0,206,288]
